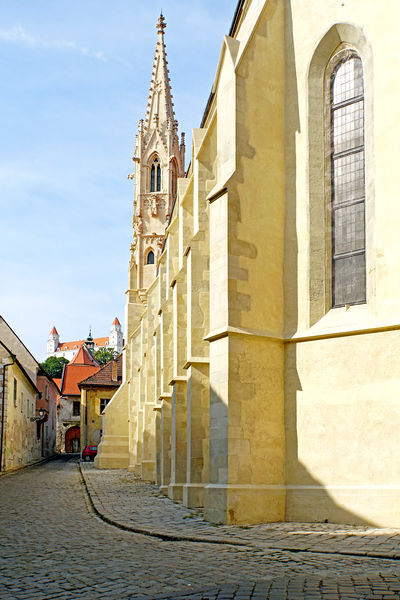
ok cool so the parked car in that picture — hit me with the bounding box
[81,445,98,461]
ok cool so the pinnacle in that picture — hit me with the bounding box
[156,13,166,34]
[142,12,176,132]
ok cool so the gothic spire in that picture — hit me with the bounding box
[143,13,175,132]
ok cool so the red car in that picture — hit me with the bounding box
[81,445,98,461]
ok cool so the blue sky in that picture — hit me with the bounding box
[0,0,234,361]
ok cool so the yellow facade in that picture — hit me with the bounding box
[96,0,400,526]
[80,388,115,450]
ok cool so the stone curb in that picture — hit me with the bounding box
[78,463,400,561]
[79,462,246,546]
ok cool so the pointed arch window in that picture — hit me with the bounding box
[170,160,177,199]
[329,52,366,307]
[146,250,155,265]
[150,158,161,192]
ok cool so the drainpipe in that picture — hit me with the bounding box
[0,347,16,472]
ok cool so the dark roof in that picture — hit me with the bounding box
[78,355,123,389]
[229,0,246,37]
[0,341,40,395]
[200,0,245,130]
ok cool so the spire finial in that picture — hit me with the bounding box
[156,12,166,34]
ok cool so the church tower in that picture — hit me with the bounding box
[129,13,185,300]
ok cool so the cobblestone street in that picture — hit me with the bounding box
[2,457,400,599]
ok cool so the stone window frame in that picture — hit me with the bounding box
[145,249,155,265]
[325,47,366,308]
[308,24,375,326]
[150,156,162,192]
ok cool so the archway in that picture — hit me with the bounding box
[65,426,80,453]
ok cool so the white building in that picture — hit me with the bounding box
[46,318,123,360]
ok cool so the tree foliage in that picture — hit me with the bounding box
[94,347,119,365]
[40,356,69,378]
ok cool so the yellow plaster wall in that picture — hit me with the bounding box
[282,0,400,526]
[3,362,41,471]
[81,388,116,450]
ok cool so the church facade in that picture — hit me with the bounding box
[96,1,400,526]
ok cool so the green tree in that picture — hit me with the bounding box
[94,347,119,365]
[40,356,69,378]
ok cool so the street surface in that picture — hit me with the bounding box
[1,457,400,599]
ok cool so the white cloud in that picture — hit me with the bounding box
[0,24,107,61]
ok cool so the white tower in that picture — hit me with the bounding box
[47,326,60,357]
[129,13,185,300]
[109,318,123,353]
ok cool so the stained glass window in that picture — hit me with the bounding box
[330,54,366,306]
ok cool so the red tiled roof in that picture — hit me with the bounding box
[112,317,121,326]
[61,364,101,396]
[56,336,110,352]
[78,355,123,389]
[53,378,62,390]
[69,344,100,366]
[50,326,59,335]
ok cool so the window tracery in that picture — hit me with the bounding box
[150,157,161,192]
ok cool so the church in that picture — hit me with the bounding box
[95,0,400,526]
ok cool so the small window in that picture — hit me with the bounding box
[13,378,17,407]
[100,398,110,413]
[146,250,155,265]
[73,345,77,349]
[20,391,23,413]
[73,401,80,416]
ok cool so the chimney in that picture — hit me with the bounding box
[111,360,118,382]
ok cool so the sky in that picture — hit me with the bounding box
[0,0,235,361]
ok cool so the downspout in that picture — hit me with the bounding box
[0,347,16,472]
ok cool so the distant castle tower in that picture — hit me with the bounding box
[47,326,60,355]
[129,13,185,299]
[46,318,123,360]
[109,317,123,353]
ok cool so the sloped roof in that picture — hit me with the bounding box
[53,378,62,390]
[0,340,40,395]
[60,364,100,396]
[59,345,100,396]
[78,355,123,389]
[69,344,100,366]
[112,317,120,326]
[50,326,59,335]
[57,336,109,352]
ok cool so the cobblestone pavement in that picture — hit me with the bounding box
[1,459,400,600]
[81,465,400,558]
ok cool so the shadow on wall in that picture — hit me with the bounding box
[282,1,377,528]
